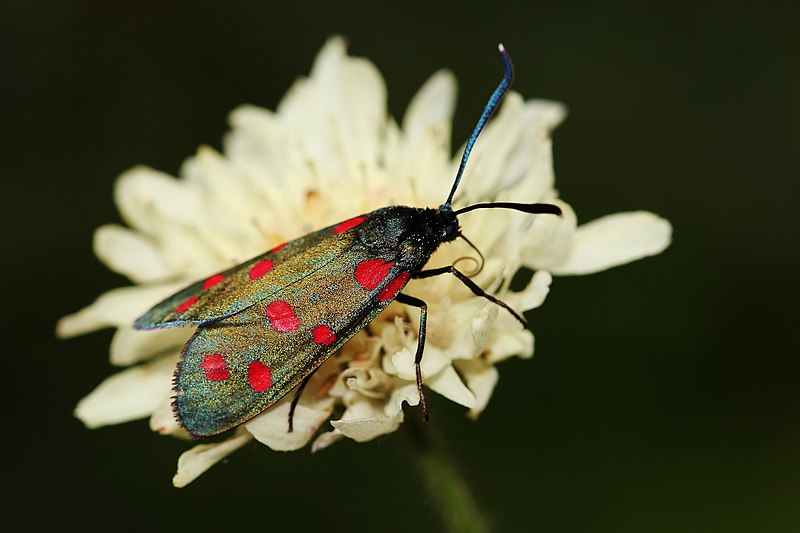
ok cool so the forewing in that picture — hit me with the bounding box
[173,232,413,436]
[135,215,370,329]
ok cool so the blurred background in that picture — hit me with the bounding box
[4,1,798,531]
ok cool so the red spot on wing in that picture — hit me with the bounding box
[248,361,272,392]
[200,353,230,381]
[334,215,368,234]
[249,259,274,280]
[266,301,300,332]
[176,296,198,314]
[312,324,336,346]
[271,242,287,252]
[355,259,394,291]
[202,274,225,290]
[378,272,411,302]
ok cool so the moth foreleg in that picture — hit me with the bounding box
[395,293,430,422]
[413,266,528,328]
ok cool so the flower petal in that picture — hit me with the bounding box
[387,345,450,382]
[74,353,176,428]
[520,199,577,270]
[455,359,499,419]
[526,99,568,129]
[550,211,672,275]
[486,327,534,364]
[245,397,334,451]
[172,429,251,488]
[426,365,477,409]
[332,413,403,443]
[507,270,553,312]
[470,302,499,356]
[56,284,180,337]
[182,146,265,254]
[149,397,187,438]
[93,225,174,282]
[402,69,456,151]
[330,382,418,443]
[451,93,522,205]
[110,325,192,366]
[497,99,566,203]
[114,166,207,235]
[158,223,229,278]
[311,429,345,452]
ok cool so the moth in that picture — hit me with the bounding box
[135,44,562,437]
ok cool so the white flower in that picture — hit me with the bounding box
[58,37,671,487]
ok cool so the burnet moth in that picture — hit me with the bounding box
[135,44,562,438]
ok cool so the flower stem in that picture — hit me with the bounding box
[404,416,491,533]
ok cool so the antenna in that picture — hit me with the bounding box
[444,43,514,207]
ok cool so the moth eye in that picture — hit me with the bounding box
[444,221,459,240]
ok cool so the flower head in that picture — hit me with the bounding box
[58,37,671,487]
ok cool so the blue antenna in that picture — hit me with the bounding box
[444,43,515,208]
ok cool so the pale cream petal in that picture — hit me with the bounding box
[456,92,527,203]
[329,55,386,173]
[426,365,477,409]
[455,359,499,419]
[522,200,578,270]
[386,381,422,411]
[114,166,207,235]
[109,326,192,366]
[381,117,405,192]
[225,105,310,232]
[342,367,392,399]
[225,106,294,230]
[470,303,499,357]
[330,398,403,443]
[550,211,673,275]
[506,270,553,312]
[172,429,252,488]
[402,70,456,155]
[331,409,404,443]
[329,382,418,443]
[399,70,457,205]
[456,209,515,269]
[182,146,264,248]
[224,104,278,174]
[149,397,188,438]
[386,345,450,382]
[93,225,174,282]
[278,36,387,188]
[245,397,334,451]
[74,353,175,428]
[525,99,568,129]
[157,223,226,277]
[277,78,335,187]
[56,284,181,338]
[311,429,345,453]
[496,99,566,203]
[486,327,534,364]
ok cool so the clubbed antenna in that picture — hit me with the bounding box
[444,43,515,207]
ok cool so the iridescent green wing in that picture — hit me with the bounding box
[134,215,370,329]
[173,236,412,436]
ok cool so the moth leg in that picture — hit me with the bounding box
[413,266,528,328]
[395,293,430,422]
[288,372,314,433]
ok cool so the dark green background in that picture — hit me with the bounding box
[5,1,798,531]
